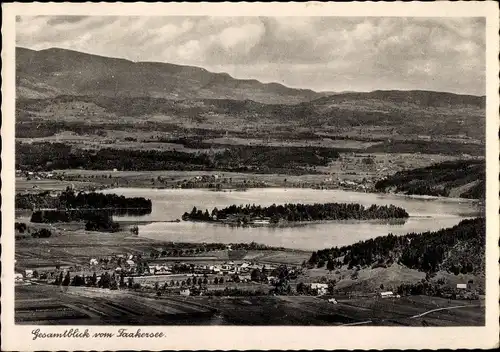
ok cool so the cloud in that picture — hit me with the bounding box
[15,16,486,95]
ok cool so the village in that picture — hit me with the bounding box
[15,249,305,298]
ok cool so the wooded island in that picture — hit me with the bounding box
[182,202,409,225]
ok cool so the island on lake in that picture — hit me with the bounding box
[182,202,409,226]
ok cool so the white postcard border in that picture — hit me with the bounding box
[2,2,499,350]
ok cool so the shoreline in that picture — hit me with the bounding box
[99,186,482,203]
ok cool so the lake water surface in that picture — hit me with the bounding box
[102,188,482,251]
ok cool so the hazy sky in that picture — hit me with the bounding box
[16,16,486,95]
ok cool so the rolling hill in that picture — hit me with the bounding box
[16,47,485,140]
[16,47,322,104]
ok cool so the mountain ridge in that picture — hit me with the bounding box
[16,47,322,104]
[16,47,485,104]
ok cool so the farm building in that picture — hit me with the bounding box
[24,269,33,278]
[15,273,24,282]
[238,275,252,282]
[180,288,191,296]
[380,291,394,298]
[457,283,468,289]
[310,283,328,296]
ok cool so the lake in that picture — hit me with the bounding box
[102,188,482,251]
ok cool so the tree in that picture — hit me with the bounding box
[56,271,64,285]
[251,268,261,282]
[326,259,335,272]
[91,272,97,286]
[62,271,71,286]
[214,277,219,284]
[327,280,336,294]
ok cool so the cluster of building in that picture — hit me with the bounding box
[16,170,57,180]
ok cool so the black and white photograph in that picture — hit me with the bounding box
[2,2,499,351]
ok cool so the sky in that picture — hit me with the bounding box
[16,16,486,95]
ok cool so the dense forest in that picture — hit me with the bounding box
[16,189,152,211]
[182,203,409,224]
[308,217,485,275]
[16,142,340,174]
[375,159,485,199]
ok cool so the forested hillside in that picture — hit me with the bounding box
[309,217,485,276]
[374,159,485,199]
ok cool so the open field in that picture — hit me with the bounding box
[16,284,216,325]
[181,294,484,326]
[16,283,483,326]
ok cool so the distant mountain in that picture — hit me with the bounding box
[16,47,485,140]
[16,47,323,104]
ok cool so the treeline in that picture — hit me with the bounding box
[365,140,484,157]
[31,209,120,232]
[16,142,212,171]
[309,217,485,275]
[396,279,480,299]
[182,203,409,223]
[16,142,341,174]
[212,145,340,171]
[150,241,287,258]
[375,159,485,199]
[16,189,152,211]
[15,223,53,238]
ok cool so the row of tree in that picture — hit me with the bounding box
[308,217,485,275]
[183,202,409,223]
[16,189,152,212]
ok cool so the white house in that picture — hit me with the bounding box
[180,288,191,296]
[90,258,99,266]
[311,283,328,296]
[15,273,24,282]
[328,298,338,304]
[24,269,34,278]
[380,291,394,298]
[457,283,468,289]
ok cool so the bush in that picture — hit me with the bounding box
[15,222,27,233]
[32,228,52,238]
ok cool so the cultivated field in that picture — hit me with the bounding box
[181,294,484,326]
[16,284,216,325]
